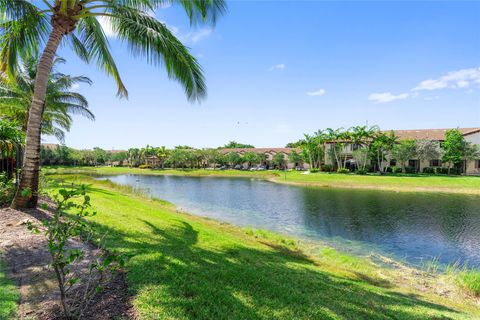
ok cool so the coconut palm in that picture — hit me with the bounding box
[0,56,93,142]
[1,0,226,208]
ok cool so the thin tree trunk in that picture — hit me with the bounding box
[11,27,64,209]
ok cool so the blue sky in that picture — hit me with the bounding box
[46,1,480,150]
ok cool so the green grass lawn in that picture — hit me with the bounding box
[45,166,480,195]
[45,174,480,319]
[0,261,18,320]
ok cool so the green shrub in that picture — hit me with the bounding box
[309,168,319,173]
[404,166,416,174]
[0,174,15,207]
[422,167,435,174]
[456,270,480,296]
[138,164,152,169]
[355,169,367,175]
[391,167,403,174]
[436,167,461,175]
[435,167,448,174]
[320,164,333,172]
[336,168,350,174]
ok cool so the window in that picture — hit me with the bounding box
[390,159,397,166]
[476,160,480,169]
[430,159,442,167]
[408,160,417,167]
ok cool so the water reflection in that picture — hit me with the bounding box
[98,174,480,267]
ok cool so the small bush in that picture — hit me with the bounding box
[320,164,333,172]
[364,164,374,173]
[435,167,448,174]
[336,168,350,174]
[422,167,435,174]
[456,270,480,296]
[391,167,403,174]
[436,167,461,175]
[355,169,367,175]
[0,174,15,207]
[404,166,416,174]
[309,168,319,173]
[138,164,152,169]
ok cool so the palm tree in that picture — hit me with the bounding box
[0,56,94,142]
[155,146,170,169]
[2,0,226,208]
[349,125,379,171]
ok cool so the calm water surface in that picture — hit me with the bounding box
[98,174,480,267]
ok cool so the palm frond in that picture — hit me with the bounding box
[75,16,128,97]
[0,10,49,78]
[111,8,206,101]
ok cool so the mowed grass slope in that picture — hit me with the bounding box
[45,166,480,195]
[46,175,479,319]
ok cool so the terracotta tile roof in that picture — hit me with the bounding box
[219,148,298,154]
[387,128,480,141]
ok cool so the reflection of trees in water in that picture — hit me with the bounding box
[298,188,480,265]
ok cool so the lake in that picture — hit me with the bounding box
[98,174,480,267]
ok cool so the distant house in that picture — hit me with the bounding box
[145,156,162,167]
[325,127,480,175]
[220,128,480,175]
[219,148,303,169]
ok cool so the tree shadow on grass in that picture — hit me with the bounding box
[92,219,464,320]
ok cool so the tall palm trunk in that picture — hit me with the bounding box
[11,27,64,209]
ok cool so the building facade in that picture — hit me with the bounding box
[222,128,480,175]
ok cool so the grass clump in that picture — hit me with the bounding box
[456,270,480,296]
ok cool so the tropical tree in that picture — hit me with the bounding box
[222,141,254,149]
[370,131,397,173]
[2,0,226,208]
[226,152,242,167]
[300,134,316,169]
[325,128,349,170]
[392,139,416,171]
[288,150,302,168]
[272,152,286,169]
[243,152,260,168]
[442,129,466,174]
[415,139,442,172]
[126,148,141,167]
[155,146,170,169]
[0,119,24,178]
[349,125,379,171]
[0,56,93,142]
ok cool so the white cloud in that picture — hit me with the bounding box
[190,29,213,43]
[413,67,480,91]
[368,92,410,104]
[162,22,213,44]
[306,88,326,96]
[71,83,80,90]
[268,64,285,71]
[368,67,480,103]
[423,96,439,101]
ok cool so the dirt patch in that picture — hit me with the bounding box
[0,199,135,319]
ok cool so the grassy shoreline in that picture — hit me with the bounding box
[43,173,480,319]
[45,166,480,195]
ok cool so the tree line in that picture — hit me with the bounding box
[290,125,479,174]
